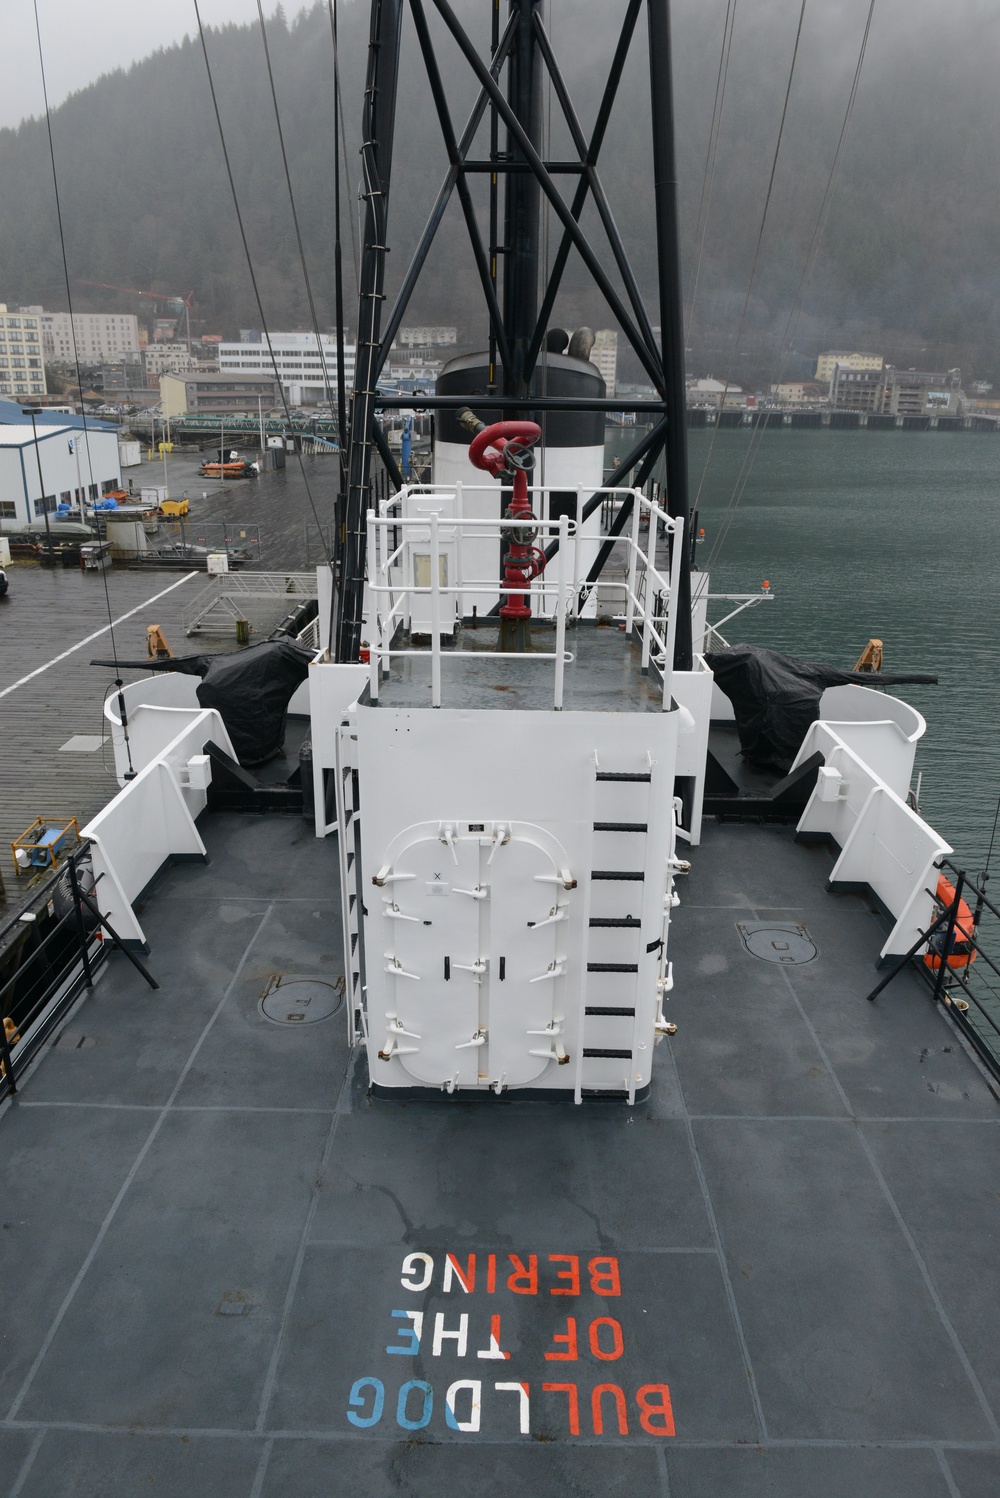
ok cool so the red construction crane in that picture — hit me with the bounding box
[75,281,197,353]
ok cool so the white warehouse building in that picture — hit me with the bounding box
[0,405,122,527]
[218,332,358,405]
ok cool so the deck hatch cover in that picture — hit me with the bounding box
[260,976,342,1025]
[736,922,817,964]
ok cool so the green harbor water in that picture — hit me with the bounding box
[639,426,1000,872]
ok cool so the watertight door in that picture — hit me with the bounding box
[485,835,564,1089]
[379,836,484,1088]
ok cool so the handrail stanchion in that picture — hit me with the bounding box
[553,514,568,710]
[640,495,654,671]
[367,510,380,701]
[625,489,641,638]
[573,486,583,619]
[67,852,95,990]
[455,481,464,620]
[430,510,442,707]
[663,515,683,706]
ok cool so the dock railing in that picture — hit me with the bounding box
[367,485,683,710]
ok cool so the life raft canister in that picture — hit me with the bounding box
[923,875,978,972]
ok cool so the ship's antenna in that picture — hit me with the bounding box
[193,1,333,585]
[32,0,137,780]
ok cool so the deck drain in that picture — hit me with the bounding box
[737,922,817,965]
[260,976,342,1026]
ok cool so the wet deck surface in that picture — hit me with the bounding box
[1,811,998,1495]
[374,620,666,713]
[0,448,334,908]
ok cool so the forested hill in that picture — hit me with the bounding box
[1,0,998,383]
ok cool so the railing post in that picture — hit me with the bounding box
[430,510,442,707]
[454,481,464,620]
[0,1011,16,1094]
[625,489,640,638]
[67,852,95,990]
[640,496,654,671]
[553,514,568,710]
[367,510,379,701]
[663,516,683,707]
[572,486,583,619]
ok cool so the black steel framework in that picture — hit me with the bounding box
[336,0,692,669]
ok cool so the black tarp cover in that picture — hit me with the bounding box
[95,640,313,766]
[706,645,874,769]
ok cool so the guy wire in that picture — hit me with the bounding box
[32,0,136,778]
[194,1,334,579]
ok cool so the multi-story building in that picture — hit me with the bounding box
[883,366,963,418]
[591,330,618,397]
[398,326,458,348]
[830,365,886,413]
[218,331,357,405]
[144,344,197,380]
[0,304,48,400]
[159,371,281,418]
[814,350,883,385]
[770,381,823,405]
[41,309,142,365]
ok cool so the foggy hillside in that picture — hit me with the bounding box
[0,0,997,383]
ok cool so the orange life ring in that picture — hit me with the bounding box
[923,875,977,972]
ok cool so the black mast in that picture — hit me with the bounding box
[503,0,543,404]
[648,0,692,670]
[336,0,692,672]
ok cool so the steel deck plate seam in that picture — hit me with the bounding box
[248,1436,275,1498]
[2,1419,999,1451]
[253,1050,358,1434]
[662,1040,770,1442]
[773,958,1000,1440]
[2,902,277,1424]
[655,1440,672,1496]
[6,1430,45,1498]
[934,1446,965,1498]
[18,1102,998,1125]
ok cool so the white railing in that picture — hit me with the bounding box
[366,485,683,711]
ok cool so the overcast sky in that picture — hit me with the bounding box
[1,1,275,132]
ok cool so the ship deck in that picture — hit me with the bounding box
[371,620,668,714]
[1,809,999,1497]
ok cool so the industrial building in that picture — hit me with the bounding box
[830,364,886,413]
[0,400,121,525]
[884,366,963,417]
[159,371,281,418]
[0,305,48,400]
[217,331,357,405]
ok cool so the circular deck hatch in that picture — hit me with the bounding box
[260,977,342,1025]
[736,922,817,965]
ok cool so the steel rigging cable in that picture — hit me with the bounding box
[193,0,333,579]
[685,0,738,340]
[32,0,137,780]
[690,0,809,524]
[705,0,878,570]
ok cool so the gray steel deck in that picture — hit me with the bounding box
[1,811,998,1496]
[374,620,667,713]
